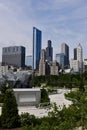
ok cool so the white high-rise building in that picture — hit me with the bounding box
[39,49,46,75]
[77,43,83,62]
[77,44,83,72]
[70,44,83,73]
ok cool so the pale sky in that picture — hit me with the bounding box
[0,0,87,61]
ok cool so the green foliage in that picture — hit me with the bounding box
[41,88,50,103]
[0,82,13,103]
[1,89,20,128]
[20,112,36,127]
[0,82,12,94]
[22,125,32,130]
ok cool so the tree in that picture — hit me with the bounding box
[41,88,50,103]
[20,112,36,127]
[1,89,20,128]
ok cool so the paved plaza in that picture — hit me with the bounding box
[0,89,72,117]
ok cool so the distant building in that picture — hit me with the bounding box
[70,59,80,72]
[39,49,46,75]
[46,40,53,62]
[77,44,83,62]
[2,46,25,67]
[74,48,77,60]
[55,53,65,68]
[25,55,33,67]
[50,61,59,75]
[33,27,42,70]
[83,59,87,72]
[61,43,69,66]
[77,44,83,72]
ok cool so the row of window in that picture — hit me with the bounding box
[3,47,19,53]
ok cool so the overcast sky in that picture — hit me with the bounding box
[0,0,87,61]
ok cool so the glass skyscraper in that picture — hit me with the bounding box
[33,27,42,70]
[46,40,53,62]
[61,43,69,67]
[56,53,65,68]
[2,46,25,67]
[25,55,33,67]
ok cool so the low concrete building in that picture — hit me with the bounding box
[13,88,41,106]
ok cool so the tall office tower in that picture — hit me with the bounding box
[77,43,83,62]
[39,49,46,75]
[50,61,59,75]
[25,55,33,68]
[61,43,69,66]
[46,40,53,63]
[33,27,42,70]
[55,53,65,68]
[74,48,77,60]
[77,43,83,72]
[2,46,25,67]
[70,43,83,73]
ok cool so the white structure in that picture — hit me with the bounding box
[39,49,46,75]
[70,59,79,72]
[70,44,83,73]
[77,44,83,72]
[77,44,83,61]
[13,88,41,106]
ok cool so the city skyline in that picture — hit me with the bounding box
[0,0,87,61]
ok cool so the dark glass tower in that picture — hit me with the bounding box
[33,27,42,70]
[2,46,25,67]
[56,53,65,68]
[74,48,77,60]
[46,40,53,62]
[61,43,69,67]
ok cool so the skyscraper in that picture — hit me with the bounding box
[74,48,77,60]
[39,49,46,75]
[2,46,25,67]
[55,53,65,68]
[77,43,83,72]
[33,27,42,70]
[70,44,83,72]
[77,43,83,62]
[61,43,69,67]
[25,55,33,68]
[46,40,53,62]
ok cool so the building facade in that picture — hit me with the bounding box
[46,40,53,62]
[39,49,46,75]
[77,44,83,72]
[13,88,41,106]
[74,48,77,60]
[70,44,83,73]
[55,53,65,68]
[2,46,25,67]
[70,59,80,72]
[33,27,42,70]
[61,43,69,67]
[25,55,33,68]
[83,59,87,72]
[50,61,59,75]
